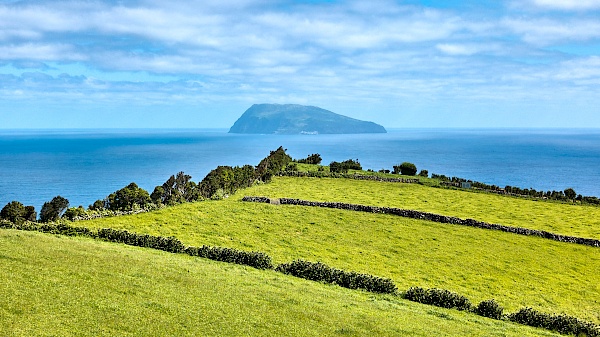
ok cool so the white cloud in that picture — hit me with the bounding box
[437,43,480,56]
[0,43,86,61]
[0,0,599,127]
[529,0,600,10]
[503,18,600,45]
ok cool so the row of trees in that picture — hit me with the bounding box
[1,147,294,223]
[431,173,599,204]
[330,159,362,173]
[1,196,69,224]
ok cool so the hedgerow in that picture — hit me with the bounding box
[275,260,397,294]
[185,245,273,270]
[508,307,600,337]
[403,287,472,311]
[97,228,185,253]
[474,299,504,319]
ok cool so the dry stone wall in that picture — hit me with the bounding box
[241,196,600,248]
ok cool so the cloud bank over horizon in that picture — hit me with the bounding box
[1,0,599,128]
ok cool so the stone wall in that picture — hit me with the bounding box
[241,196,600,248]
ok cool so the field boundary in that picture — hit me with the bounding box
[242,196,600,248]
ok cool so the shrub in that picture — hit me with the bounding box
[97,228,184,253]
[403,287,472,311]
[508,308,600,337]
[330,159,362,173]
[285,162,298,171]
[1,201,36,224]
[185,246,273,270]
[297,153,322,165]
[105,183,152,211]
[394,162,417,176]
[63,206,87,221]
[475,299,503,319]
[276,260,397,294]
[151,171,200,205]
[418,169,429,177]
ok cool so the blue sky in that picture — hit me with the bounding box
[1,0,599,128]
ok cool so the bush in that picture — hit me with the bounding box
[63,206,87,221]
[418,169,429,177]
[151,171,200,205]
[297,153,322,165]
[276,260,397,294]
[403,287,472,311]
[105,183,152,211]
[185,246,273,270]
[330,159,362,173]
[97,228,184,253]
[475,299,503,319]
[1,201,36,224]
[285,162,298,171]
[508,308,599,337]
[394,162,417,176]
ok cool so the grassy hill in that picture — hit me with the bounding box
[0,230,561,337]
[77,176,600,324]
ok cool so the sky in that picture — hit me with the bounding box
[0,0,599,129]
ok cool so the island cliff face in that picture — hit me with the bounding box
[228,104,387,134]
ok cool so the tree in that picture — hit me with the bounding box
[418,170,429,177]
[330,159,361,173]
[152,171,199,205]
[256,146,292,182]
[297,153,322,165]
[564,188,577,201]
[40,196,69,222]
[1,201,36,223]
[394,162,417,176]
[106,183,151,211]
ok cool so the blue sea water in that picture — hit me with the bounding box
[1,128,599,211]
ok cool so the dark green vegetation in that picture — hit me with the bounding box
[39,195,69,222]
[329,159,362,173]
[228,103,387,134]
[394,162,417,176]
[0,201,36,223]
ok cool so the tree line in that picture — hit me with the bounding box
[1,146,293,223]
[3,149,599,224]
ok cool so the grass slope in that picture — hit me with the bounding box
[0,230,560,337]
[79,182,600,323]
[250,176,600,239]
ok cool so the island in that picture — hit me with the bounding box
[228,104,387,134]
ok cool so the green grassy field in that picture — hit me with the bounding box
[77,178,600,324]
[250,176,600,239]
[0,230,563,337]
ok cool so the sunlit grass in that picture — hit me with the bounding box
[0,230,561,337]
[248,176,600,239]
[80,185,600,323]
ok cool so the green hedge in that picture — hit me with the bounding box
[508,307,599,337]
[275,260,397,294]
[185,245,273,270]
[403,287,472,311]
[97,228,185,253]
[474,299,503,319]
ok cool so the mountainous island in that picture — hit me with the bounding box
[228,104,387,134]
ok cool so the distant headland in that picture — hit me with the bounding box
[228,104,387,134]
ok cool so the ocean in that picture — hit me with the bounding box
[1,128,599,211]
